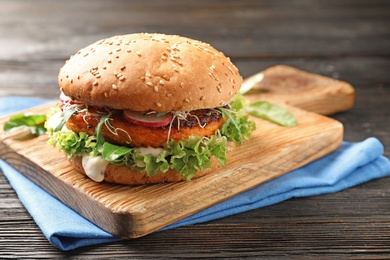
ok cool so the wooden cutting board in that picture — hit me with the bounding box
[0,65,352,239]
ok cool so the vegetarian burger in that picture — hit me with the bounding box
[46,33,255,185]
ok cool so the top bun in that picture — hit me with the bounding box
[58,33,242,112]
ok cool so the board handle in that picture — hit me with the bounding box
[241,65,355,115]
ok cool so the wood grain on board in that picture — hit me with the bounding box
[0,101,343,238]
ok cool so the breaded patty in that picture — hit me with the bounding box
[66,108,225,148]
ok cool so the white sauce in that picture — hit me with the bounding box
[81,155,109,182]
[46,111,63,130]
[138,147,164,157]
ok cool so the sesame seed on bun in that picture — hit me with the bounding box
[58,33,242,112]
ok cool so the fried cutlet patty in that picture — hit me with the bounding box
[66,108,225,148]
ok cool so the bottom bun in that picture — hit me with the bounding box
[69,156,221,185]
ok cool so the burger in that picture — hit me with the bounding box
[46,33,255,185]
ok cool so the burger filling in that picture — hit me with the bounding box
[66,108,226,148]
[46,93,256,181]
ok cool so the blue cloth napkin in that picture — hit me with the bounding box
[1,97,390,251]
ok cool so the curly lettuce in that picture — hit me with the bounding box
[218,94,256,145]
[48,129,228,181]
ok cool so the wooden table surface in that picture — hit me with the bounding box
[1,0,389,258]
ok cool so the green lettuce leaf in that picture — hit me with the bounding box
[4,113,47,136]
[166,135,228,180]
[218,94,256,145]
[102,142,133,164]
[246,101,297,127]
[48,131,96,156]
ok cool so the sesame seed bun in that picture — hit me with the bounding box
[58,33,242,112]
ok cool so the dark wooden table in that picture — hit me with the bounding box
[1,0,389,258]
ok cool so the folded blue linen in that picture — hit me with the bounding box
[1,97,389,251]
